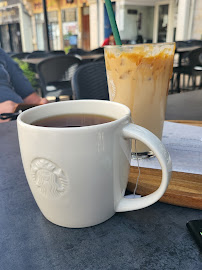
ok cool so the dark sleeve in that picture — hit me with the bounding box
[4,53,35,99]
[0,86,23,103]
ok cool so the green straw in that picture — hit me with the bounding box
[104,0,122,45]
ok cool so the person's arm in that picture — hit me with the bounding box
[0,100,18,123]
[23,93,48,105]
[4,51,47,104]
[5,53,35,99]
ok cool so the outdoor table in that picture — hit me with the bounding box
[23,57,44,65]
[175,46,201,66]
[0,120,202,269]
[174,45,201,92]
[23,54,103,65]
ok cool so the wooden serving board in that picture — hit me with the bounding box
[128,167,202,210]
[167,120,202,127]
[127,120,202,210]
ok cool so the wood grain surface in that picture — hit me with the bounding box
[128,167,202,210]
[167,120,202,127]
[127,120,202,210]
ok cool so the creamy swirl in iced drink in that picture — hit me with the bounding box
[105,43,175,154]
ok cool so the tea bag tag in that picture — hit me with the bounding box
[125,194,141,199]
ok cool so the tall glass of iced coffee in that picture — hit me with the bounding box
[104,43,175,158]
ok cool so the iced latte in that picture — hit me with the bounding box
[104,43,175,155]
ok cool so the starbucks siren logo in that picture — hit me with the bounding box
[30,158,68,198]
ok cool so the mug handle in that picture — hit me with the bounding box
[116,123,172,212]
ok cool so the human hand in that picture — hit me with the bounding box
[39,98,48,105]
[23,93,48,105]
[0,100,18,123]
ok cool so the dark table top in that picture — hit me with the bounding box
[0,121,202,270]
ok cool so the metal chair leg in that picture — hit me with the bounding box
[192,76,196,90]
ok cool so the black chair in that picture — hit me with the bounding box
[6,52,15,57]
[71,61,109,100]
[172,47,202,91]
[121,39,131,44]
[68,48,89,56]
[136,35,143,44]
[48,50,65,56]
[93,55,105,62]
[26,51,50,59]
[175,41,192,66]
[11,52,30,59]
[175,40,202,66]
[175,41,189,48]
[89,47,104,55]
[186,39,202,47]
[37,55,81,101]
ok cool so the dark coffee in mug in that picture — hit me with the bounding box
[31,114,116,128]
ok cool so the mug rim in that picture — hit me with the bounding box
[17,100,131,131]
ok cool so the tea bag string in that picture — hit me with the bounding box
[134,139,141,195]
[130,115,141,196]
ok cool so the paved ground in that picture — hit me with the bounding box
[166,89,202,120]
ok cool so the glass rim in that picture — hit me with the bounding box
[104,42,176,50]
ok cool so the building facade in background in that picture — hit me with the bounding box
[0,0,90,52]
[30,0,90,51]
[0,0,33,52]
[0,0,201,52]
[90,0,202,49]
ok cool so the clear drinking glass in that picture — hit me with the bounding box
[104,43,175,158]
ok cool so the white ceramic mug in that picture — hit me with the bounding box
[17,100,172,228]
